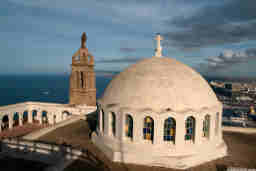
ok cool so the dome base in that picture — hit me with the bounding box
[92,133,227,169]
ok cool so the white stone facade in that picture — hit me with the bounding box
[0,101,96,132]
[92,104,227,169]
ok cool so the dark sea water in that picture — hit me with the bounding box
[0,75,112,106]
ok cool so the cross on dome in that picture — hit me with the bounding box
[154,33,163,57]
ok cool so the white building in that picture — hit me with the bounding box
[92,34,227,169]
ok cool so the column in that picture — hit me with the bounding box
[218,112,222,139]
[118,113,125,141]
[56,111,62,123]
[154,117,164,145]
[9,116,13,129]
[19,113,23,126]
[195,116,203,145]
[209,115,215,140]
[175,117,185,148]
[38,111,42,124]
[104,111,109,136]
[48,113,54,125]
[28,111,33,123]
[133,115,142,143]
[99,110,102,133]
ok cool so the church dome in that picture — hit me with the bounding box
[101,57,220,112]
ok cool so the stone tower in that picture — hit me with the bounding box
[69,32,96,106]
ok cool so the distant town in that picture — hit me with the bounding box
[209,79,256,127]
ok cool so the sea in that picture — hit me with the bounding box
[0,75,112,106]
[1,74,254,127]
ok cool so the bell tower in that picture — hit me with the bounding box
[69,32,96,106]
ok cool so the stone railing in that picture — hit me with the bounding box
[0,101,97,132]
[0,137,110,170]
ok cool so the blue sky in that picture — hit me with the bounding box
[1,0,256,77]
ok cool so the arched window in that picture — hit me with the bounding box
[32,110,38,123]
[215,112,219,135]
[185,116,195,141]
[164,117,176,143]
[102,109,105,132]
[143,116,154,141]
[23,111,28,124]
[203,115,210,138]
[13,112,19,127]
[62,111,71,120]
[42,111,48,124]
[2,115,9,130]
[110,112,116,136]
[125,115,133,139]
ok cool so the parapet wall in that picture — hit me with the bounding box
[0,101,96,132]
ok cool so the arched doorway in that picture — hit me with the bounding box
[62,111,71,121]
[42,111,48,124]
[13,112,19,127]
[23,111,28,125]
[1,115,9,131]
[32,110,38,124]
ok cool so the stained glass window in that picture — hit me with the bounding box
[143,116,154,141]
[164,117,176,143]
[185,116,195,141]
[125,115,133,139]
[203,115,210,138]
[111,112,116,136]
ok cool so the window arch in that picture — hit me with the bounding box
[215,112,219,135]
[125,115,133,139]
[42,111,48,124]
[23,111,28,124]
[2,115,9,130]
[110,112,116,136]
[13,112,19,127]
[203,115,210,138]
[185,116,195,141]
[164,117,176,143]
[143,116,154,141]
[32,110,38,123]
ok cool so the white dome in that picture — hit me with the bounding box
[100,57,220,113]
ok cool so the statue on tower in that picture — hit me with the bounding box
[81,32,87,48]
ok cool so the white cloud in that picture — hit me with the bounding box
[201,48,256,71]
